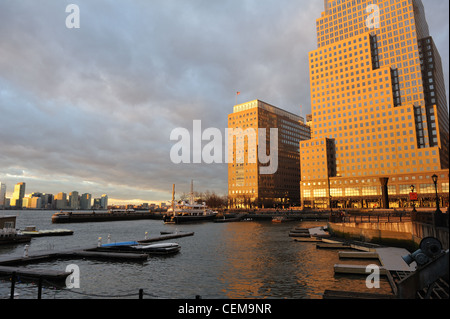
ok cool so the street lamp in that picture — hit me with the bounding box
[431,174,441,213]
[410,185,416,212]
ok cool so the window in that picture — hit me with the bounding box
[313,189,327,198]
[398,185,411,195]
[420,184,435,194]
[362,186,378,196]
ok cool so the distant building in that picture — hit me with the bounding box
[100,194,108,209]
[93,198,101,209]
[0,182,6,207]
[41,194,54,209]
[80,193,92,210]
[69,191,79,209]
[54,192,68,210]
[29,196,42,209]
[11,182,26,208]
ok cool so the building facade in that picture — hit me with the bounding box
[228,100,310,208]
[69,191,79,209]
[11,182,26,208]
[300,0,449,209]
[0,182,6,207]
[80,193,92,210]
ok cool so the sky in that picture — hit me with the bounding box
[0,0,449,205]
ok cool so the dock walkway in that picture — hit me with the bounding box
[0,231,194,283]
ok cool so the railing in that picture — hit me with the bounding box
[329,211,411,223]
[411,211,449,228]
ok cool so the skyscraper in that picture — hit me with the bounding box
[69,191,79,209]
[100,194,108,209]
[228,100,311,208]
[300,0,449,209]
[80,193,92,210]
[54,192,68,210]
[0,182,6,207]
[11,182,26,208]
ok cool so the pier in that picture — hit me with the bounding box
[0,231,194,293]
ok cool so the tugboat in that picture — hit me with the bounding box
[163,181,217,224]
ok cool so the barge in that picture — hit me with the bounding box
[52,209,164,224]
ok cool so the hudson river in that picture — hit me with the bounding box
[1,210,392,299]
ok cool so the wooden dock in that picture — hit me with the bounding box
[334,247,415,274]
[0,231,195,283]
[0,265,71,282]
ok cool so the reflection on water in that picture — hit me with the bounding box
[0,211,393,299]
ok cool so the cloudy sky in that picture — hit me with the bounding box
[0,0,448,204]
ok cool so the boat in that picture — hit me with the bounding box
[51,209,162,224]
[163,181,217,224]
[100,241,181,255]
[0,216,32,245]
[272,216,290,223]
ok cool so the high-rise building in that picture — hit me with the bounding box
[69,191,79,209]
[80,193,92,210]
[0,182,6,207]
[54,192,68,210]
[100,194,108,209]
[11,182,26,208]
[228,99,311,208]
[300,0,449,209]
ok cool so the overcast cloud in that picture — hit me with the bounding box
[0,0,448,204]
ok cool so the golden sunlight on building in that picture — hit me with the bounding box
[300,0,449,209]
[228,100,310,208]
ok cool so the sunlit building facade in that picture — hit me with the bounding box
[0,182,6,207]
[300,0,449,209]
[228,100,310,208]
[11,182,26,208]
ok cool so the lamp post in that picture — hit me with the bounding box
[410,185,416,212]
[431,174,441,214]
[431,174,442,227]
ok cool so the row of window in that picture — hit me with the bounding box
[302,183,449,198]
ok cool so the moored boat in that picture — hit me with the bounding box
[163,181,217,224]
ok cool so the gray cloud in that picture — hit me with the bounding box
[0,0,448,203]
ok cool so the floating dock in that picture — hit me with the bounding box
[20,228,74,237]
[0,265,71,282]
[0,231,195,282]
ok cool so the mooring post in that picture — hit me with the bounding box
[10,272,16,300]
[139,289,144,299]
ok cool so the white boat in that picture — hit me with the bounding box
[163,181,217,224]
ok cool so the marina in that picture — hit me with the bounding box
[0,209,448,299]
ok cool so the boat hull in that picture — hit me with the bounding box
[164,214,216,224]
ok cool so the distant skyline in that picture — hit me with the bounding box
[0,0,448,204]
